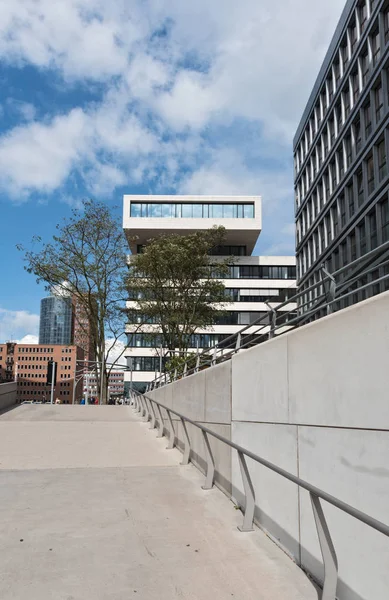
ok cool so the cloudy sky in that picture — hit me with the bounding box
[0,0,346,343]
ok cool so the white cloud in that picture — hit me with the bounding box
[106,338,127,367]
[6,99,36,121]
[19,334,39,344]
[0,308,39,342]
[0,109,89,196]
[0,0,347,224]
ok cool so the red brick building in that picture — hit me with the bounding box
[0,343,85,404]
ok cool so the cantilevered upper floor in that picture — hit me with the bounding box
[123,194,262,255]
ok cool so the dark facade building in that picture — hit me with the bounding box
[39,296,73,345]
[294,0,389,306]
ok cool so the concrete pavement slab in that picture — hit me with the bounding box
[0,406,318,600]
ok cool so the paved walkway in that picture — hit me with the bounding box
[0,405,318,600]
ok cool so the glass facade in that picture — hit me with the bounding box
[127,333,230,348]
[224,287,296,302]
[221,265,296,279]
[130,202,254,219]
[39,297,73,345]
[294,0,389,306]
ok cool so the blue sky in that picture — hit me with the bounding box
[0,0,346,343]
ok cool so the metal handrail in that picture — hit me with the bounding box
[131,389,389,599]
[149,241,389,389]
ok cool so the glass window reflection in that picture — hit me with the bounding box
[130,202,255,218]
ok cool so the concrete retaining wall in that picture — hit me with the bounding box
[146,290,389,600]
[0,382,17,412]
[148,361,232,494]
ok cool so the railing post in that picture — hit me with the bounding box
[201,430,215,490]
[183,362,188,377]
[174,368,178,381]
[195,354,200,373]
[143,397,150,422]
[166,410,176,449]
[180,417,191,465]
[149,400,156,430]
[211,346,217,366]
[140,396,146,417]
[321,265,336,315]
[235,332,241,353]
[156,404,165,438]
[310,493,338,600]
[237,451,255,532]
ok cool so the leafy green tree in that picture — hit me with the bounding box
[17,200,128,404]
[126,226,232,359]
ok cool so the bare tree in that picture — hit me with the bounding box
[18,199,128,404]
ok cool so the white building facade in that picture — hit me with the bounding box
[122,195,296,392]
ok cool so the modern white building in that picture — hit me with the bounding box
[122,195,296,392]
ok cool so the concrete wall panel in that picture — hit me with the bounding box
[288,292,389,429]
[298,426,389,600]
[171,371,206,422]
[231,422,300,560]
[232,336,289,423]
[205,361,231,424]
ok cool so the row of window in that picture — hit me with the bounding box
[128,357,167,371]
[297,193,389,279]
[130,202,255,219]
[18,356,54,362]
[295,0,385,175]
[127,333,230,348]
[224,287,296,302]
[296,66,389,218]
[18,347,55,353]
[297,129,388,250]
[214,311,269,325]
[221,265,296,280]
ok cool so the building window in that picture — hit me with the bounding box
[377,138,387,181]
[341,42,349,71]
[338,149,345,178]
[358,221,367,255]
[369,209,378,249]
[366,154,375,194]
[350,21,358,53]
[353,119,362,153]
[359,2,368,33]
[357,169,364,206]
[381,197,389,241]
[330,161,337,192]
[371,28,380,65]
[334,61,341,88]
[323,131,329,156]
[339,195,346,227]
[384,5,389,44]
[328,76,334,102]
[326,214,332,244]
[375,83,384,122]
[364,102,372,138]
[332,204,339,237]
[352,71,359,103]
[343,87,351,119]
[350,231,357,261]
[329,118,335,146]
[345,136,352,169]
[130,202,255,219]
